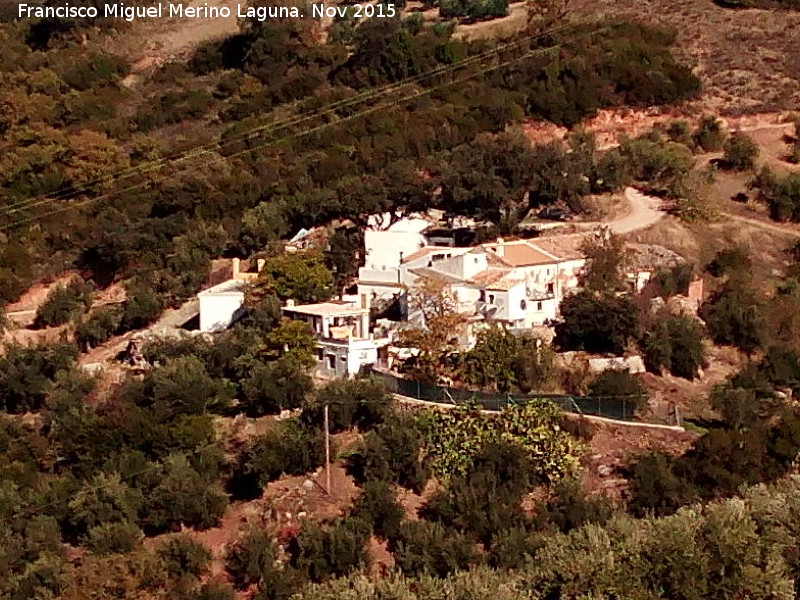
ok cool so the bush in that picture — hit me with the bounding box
[287,518,371,583]
[642,315,707,379]
[33,278,94,328]
[534,478,616,533]
[350,480,405,541]
[555,291,640,354]
[237,418,326,495]
[226,527,280,589]
[301,379,394,433]
[722,132,759,171]
[157,534,212,579]
[240,358,312,417]
[700,279,764,354]
[588,370,649,408]
[75,305,124,351]
[85,521,143,555]
[181,579,236,600]
[389,520,478,578]
[0,342,80,413]
[654,263,694,296]
[693,115,726,151]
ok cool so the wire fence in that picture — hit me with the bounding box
[370,369,640,421]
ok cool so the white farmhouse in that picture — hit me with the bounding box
[197,258,262,332]
[281,299,392,379]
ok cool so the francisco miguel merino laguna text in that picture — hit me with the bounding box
[18,2,397,21]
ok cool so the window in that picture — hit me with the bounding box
[327,354,336,369]
[537,301,543,311]
[520,299,527,310]
[479,290,486,302]
[315,348,323,361]
[546,283,554,294]
[340,356,347,363]
[489,294,495,304]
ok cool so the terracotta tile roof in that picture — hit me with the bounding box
[484,241,560,267]
[401,246,468,264]
[408,267,464,284]
[533,234,589,261]
[486,276,525,291]
[469,268,512,287]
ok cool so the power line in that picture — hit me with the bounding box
[0,23,612,231]
[0,17,598,219]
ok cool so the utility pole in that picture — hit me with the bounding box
[324,404,331,495]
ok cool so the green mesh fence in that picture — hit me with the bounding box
[371,369,637,421]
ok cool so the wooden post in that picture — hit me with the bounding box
[324,404,331,495]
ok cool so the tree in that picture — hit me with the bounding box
[325,226,362,295]
[693,115,726,152]
[579,231,629,293]
[252,250,334,304]
[389,520,478,578]
[555,291,640,354]
[642,315,707,379]
[33,277,94,328]
[301,378,394,433]
[226,527,283,590]
[350,480,405,540]
[722,132,759,171]
[396,275,466,383]
[287,518,371,583]
[700,277,764,354]
[588,370,649,408]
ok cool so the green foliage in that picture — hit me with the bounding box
[140,453,229,534]
[226,527,281,589]
[75,304,124,351]
[301,378,394,433]
[694,115,726,151]
[0,342,81,413]
[722,131,759,171]
[579,233,628,293]
[350,480,405,540]
[439,0,509,20]
[700,277,764,354]
[287,517,371,583]
[85,521,143,555]
[750,166,800,222]
[642,315,707,379]
[420,402,583,483]
[389,520,478,578]
[344,413,429,492]
[555,291,640,354]
[33,277,94,328]
[237,418,325,495]
[460,327,551,393]
[158,534,212,579]
[619,134,696,198]
[254,250,334,304]
[534,478,616,534]
[588,370,649,407]
[654,262,694,296]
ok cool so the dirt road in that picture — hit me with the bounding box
[719,212,800,239]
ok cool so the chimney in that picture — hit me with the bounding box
[286,299,295,308]
[496,238,505,257]
[232,257,241,279]
[256,258,266,273]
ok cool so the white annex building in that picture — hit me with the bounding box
[281,299,391,379]
[197,258,262,332]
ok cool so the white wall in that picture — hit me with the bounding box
[364,230,426,268]
[199,293,245,332]
[313,341,379,379]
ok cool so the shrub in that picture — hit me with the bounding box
[85,521,143,555]
[157,534,212,579]
[534,478,616,533]
[654,263,694,296]
[226,527,280,589]
[350,480,405,541]
[238,419,326,494]
[240,358,312,417]
[75,305,124,351]
[0,342,80,413]
[555,291,640,354]
[141,454,229,534]
[700,279,764,354]
[693,115,726,151]
[722,131,759,171]
[642,315,707,379]
[287,518,371,583]
[181,579,236,600]
[301,379,394,433]
[588,370,649,408]
[389,520,478,578]
[33,277,94,328]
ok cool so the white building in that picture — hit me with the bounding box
[197,258,262,332]
[357,235,587,331]
[281,299,391,379]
